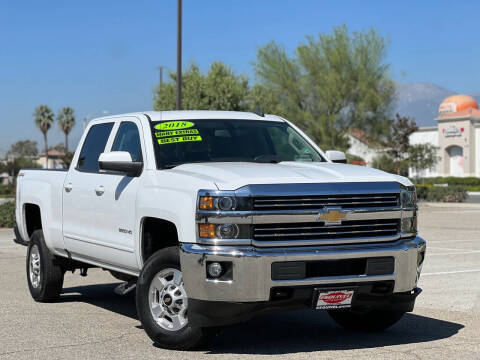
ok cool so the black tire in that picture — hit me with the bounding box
[328,308,405,332]
[26,230,64,302]
[136,246,210,350]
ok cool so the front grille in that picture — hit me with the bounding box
[253,219,400,243]
[253,193,399,211]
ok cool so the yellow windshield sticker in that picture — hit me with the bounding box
[155,129,199,138]
[158,135,203,145]
[155,121,195,130]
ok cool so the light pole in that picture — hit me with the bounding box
[176,0,182,110]
[157,66,165,87]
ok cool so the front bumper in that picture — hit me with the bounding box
[180,236,426,302]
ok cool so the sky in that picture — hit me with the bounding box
[1,0,480,153]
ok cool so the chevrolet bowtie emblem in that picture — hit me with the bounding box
[317,207,350,225]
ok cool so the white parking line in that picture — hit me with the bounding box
[428,250,480,256]
[425,239,480,244]
[422,269,480,276]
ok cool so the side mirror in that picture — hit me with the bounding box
[326,150,347,164]
[98,151,143,176]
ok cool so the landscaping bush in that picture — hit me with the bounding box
[0,184,15,197]
[0,201,15,228]
[419,177,480,191]
[415,185,468,203]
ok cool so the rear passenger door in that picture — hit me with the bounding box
[63,122,114,258]
[91,118,144,270]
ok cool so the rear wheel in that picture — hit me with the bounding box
[26,230,64,302]
[328,308,405,332]
[136,246,210,350]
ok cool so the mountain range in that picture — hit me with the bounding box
[394,82,480,127]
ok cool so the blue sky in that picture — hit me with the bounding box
[1,0,480,152]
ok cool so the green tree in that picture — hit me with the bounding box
[7,140,38,158]
[408,144,438,180]
[34,105,54,168]
[374,114,437,176]
[154,62,249,111]
[57,107,75,152]
[253,25,395,150]
[385,114,418,174]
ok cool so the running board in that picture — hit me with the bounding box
[114,280,137,296]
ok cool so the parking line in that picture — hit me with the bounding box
[422,269,480,276]
[428,250,480,256]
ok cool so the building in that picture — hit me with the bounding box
[409,94,480,178]
[347,129,383,166]
[37,150,65,169]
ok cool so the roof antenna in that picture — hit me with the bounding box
[254,107,265,117]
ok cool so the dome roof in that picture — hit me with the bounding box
[439,95,478,115]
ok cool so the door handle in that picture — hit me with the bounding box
[64,183,73,193]
[95,186,105,196]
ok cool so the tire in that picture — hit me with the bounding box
[136,246,210,350]
[328,308,405,332]
[26,230,64,302]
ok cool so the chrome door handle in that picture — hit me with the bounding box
[64,183,73,193]
[95,186,105,196]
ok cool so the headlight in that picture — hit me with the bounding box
[198,195,236,211]
[400,187,418,235]
[401,188,417,209]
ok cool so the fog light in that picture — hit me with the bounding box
[216,223,239,239]
[207,262,223,278]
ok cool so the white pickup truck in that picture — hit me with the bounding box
[14,111,426,349]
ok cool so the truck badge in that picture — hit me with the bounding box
[317,207,350,225]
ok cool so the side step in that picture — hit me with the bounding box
[114,280,137,296]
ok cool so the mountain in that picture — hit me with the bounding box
[394,82,456,127]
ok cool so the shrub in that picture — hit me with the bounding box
[415,185,468,203]
[0,201,15,228]
[0,185,15,197]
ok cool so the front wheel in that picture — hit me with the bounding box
[135,246,210,350]
[328,308,405,332]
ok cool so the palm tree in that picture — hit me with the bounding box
[57,107,76,152]
[33,105,54,169]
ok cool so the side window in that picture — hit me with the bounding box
[111,122,143,162]
[76,123,114,172]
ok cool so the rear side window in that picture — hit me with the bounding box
[111,122,143,162]
[76,123,114,172]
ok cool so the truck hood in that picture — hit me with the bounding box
[168,162,412,190]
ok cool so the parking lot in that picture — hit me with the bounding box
[0,203,479,360]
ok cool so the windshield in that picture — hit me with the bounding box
[150,119,325,169]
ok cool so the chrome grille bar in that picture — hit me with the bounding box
[253,193,399,211]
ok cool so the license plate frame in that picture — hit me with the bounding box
[314,289,355,310]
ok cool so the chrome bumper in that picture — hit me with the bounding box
[180,236,426,302]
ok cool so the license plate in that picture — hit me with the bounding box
[315,290,354,309]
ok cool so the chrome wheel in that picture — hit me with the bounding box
[148,268,188,331]
[29,245,41,288]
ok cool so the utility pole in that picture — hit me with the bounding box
[157,66,164,87]
[176,0,182,110]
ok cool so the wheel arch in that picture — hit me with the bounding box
[140,216,180,267]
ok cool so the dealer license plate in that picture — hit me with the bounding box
[315,290,354,309]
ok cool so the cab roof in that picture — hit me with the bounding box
[142,110,285,122]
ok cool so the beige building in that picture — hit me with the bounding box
[409,94,480,178]
[36,150,65,169]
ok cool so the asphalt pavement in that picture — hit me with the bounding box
[0,203,479,359]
